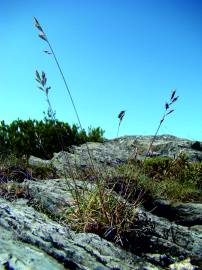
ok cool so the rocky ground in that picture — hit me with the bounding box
[0,135,202,269]
[29,135,202,176]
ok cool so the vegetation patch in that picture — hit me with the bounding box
[113,155,202,203]
[65,183,139,245]
[0,119,104,159]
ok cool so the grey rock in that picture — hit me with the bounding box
[143,199,202,226]
[21,176,113,217]
[23,178,87,217]
[51,141,132,177]
[22,179,202,268]
[0,198,160,270]
[191,141,202,152]
[129,207,202,268]
[0,226,65,270]
[173,203,202,225]
[190,225,202,232]
[6,134,202,269]
[28,135,202,176]
[28,155,52,168]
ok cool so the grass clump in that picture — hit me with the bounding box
[65,183,138,245]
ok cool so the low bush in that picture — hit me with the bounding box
[0,119,104,159]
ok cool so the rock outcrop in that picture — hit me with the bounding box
[0,226,65,270]
[0,198,161,270]
[1,135,201,269]
[18,178,202,268]
[1,177,202,269]
[143,199,202,226]
[29,135,202,177]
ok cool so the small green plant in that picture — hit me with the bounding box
[0,153,58,184]
[66,184,139,244]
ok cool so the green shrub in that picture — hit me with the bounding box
[0,119,104,159]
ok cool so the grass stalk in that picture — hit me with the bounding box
[146,90,179,157]
[34,17,110,225]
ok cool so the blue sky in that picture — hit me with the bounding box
[1,0,202,140]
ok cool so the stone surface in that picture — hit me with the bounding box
[21,179,202,268]
[133,207,202,262]
[191,141,202,152]
[0,198,161,270]
[143,199,202,226]
[0,226,65,270]
[24,178,74,216]
[2,134,202,269]
[28,155,52,168]
[28,135,202,176]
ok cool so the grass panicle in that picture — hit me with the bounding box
[117,110,126,137]
[146,89,179,157]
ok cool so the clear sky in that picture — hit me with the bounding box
[1,0,202,140]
